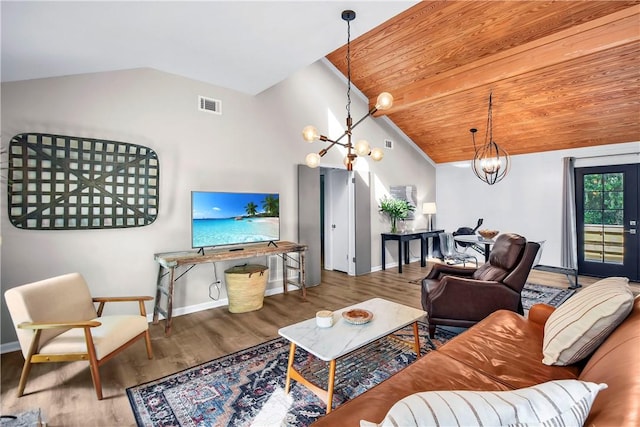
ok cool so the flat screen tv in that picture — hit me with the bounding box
[191,191,280,249]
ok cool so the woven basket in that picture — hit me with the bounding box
[224,264,268,313]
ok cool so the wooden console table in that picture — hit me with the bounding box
[153,241,307,336]
[381,229,444,273]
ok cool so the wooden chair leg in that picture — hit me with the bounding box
[17,359,33,397]
[144,330,153,359]
[17,329,42,397]
[84,327,103,400]
[88,357,103,400]
[428,323,436,339]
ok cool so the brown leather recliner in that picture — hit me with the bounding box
[421,233,540,338]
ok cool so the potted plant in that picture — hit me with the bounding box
[378,197,415,233]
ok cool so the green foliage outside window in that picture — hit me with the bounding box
[583,173,624,225]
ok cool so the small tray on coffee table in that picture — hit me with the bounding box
[342,309,373,325]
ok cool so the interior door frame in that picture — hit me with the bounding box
[299,165,372,277]
[575,163,639,281]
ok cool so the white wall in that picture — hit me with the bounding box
[436,141,640,266]
[0,62,436,345]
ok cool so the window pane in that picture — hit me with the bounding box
[604,191,623,210]
[584,174,602,191]
[585,191,603,210]
[580,171,626,267]
[603,210,623,225]
[603,173,623,191]
[584,210,602,224]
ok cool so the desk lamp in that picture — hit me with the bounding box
[423,202,437,231]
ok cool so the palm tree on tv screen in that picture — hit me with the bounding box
[262,195,279,217]
[245,202,258,217]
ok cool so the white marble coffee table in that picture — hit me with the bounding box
[278,298,427,413]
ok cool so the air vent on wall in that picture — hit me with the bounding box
[198,96,222,115]
[384,139,394,149]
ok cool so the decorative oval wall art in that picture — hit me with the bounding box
[7,133,159,230]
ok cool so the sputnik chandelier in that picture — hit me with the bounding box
[302,10,393,171]
[470,93,511,185]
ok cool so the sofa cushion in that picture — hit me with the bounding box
[485,233,526,270]
[310,351,511,427]
[360,380,607,427]
[542,277,633,366]
[471,263,509,282]
[38,315,149,360]
[471,234,526,282]
[437,309,580,389]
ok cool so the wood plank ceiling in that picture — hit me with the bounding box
[327,1,640,164]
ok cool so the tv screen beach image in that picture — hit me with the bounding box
[191,192,280,248]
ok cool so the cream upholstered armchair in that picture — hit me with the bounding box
[4,272,154,400]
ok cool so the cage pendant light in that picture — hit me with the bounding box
[470,93,510,185]
[301,10,393,171]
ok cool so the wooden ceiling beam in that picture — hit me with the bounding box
[373,5,640,116]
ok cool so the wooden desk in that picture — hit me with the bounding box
[381,229,444,273]
[153,241,307,336]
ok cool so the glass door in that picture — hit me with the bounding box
[575,164,639,281]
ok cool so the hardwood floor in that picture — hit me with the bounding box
[1,261,637,426]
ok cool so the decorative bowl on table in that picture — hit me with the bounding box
[342,309,373,325]
[478,229,499,240]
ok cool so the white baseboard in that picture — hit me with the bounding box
[1,341,21,354]
[150,284,287,321]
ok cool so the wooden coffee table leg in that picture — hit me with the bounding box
[326,359,337,414]
[285,343,296,393]
[412,321,421,357]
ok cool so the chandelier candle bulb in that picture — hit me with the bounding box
[354,139,371,156]
[302,126,319,142]
[316,310,334,328]
[375,92,394,110]
[370,147,384,161]
[305,153,321,168]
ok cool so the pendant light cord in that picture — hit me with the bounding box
[485,92,493,144]
[346,18,352,119]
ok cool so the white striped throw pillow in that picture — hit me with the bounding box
[542,276,633,366]
[360,380,606,427]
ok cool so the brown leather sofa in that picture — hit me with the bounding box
[422,233,540,337]
[311,298,640,426]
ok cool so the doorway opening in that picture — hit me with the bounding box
[321,167,351,274]
[318,167,372,277]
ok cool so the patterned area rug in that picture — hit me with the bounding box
[128,286,574,427]
[521,282,575,311]
[127,322,451,427]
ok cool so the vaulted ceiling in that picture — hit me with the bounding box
[327,1,640,164]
